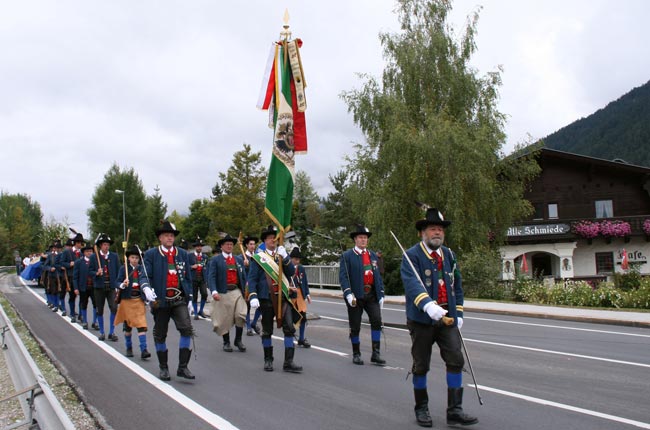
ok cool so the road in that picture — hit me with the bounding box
[3,275,650,430]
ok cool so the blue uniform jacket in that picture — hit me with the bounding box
[72,256,93,292]
[401,242,463,325]
[142,246,193,307]
[59,248,77,278]
[188,251,209,281]
[207,254,246,294]
[247,251,294,300]
[291,264,310,298]
[89,251,121,290]
[115,264,149,300]
[339,249,385,302]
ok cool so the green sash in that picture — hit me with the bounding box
[251,251,293,302]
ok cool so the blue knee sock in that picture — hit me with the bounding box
[199,299,206,314]
[447,372,462,389]
[125,334,132,349]
[109,312,116,335]
[192,301,198,315]
[252,309,261,325]
[413,374,427,390]
[262,337,272,348]
[179,336,191,349]
[245,311,251,329]
[139,333,147,352]
[98,316,105,334]
[155,342,167,352]
[81,310,87,323]
[284,336,294,348]
[351,336,360,345]
[299,320,306,341]
[371,329,381,342]
[92,308,97,324]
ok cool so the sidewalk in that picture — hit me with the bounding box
[310,288,650,328]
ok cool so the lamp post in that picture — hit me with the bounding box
[115,189,126,250]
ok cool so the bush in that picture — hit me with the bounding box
[512,277,546,303]
[460,246,502,299]
[614,269,642,291]
[382,257,404,296]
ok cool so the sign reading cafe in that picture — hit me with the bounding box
[507,224,571,237]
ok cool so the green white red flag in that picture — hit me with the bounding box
[257,36,308,232]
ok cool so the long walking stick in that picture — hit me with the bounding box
[458,328,483,405]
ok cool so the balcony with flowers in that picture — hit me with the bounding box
[572,219,632,243]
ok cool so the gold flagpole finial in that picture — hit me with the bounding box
[280,9,291,41]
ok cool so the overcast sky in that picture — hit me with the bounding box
[1,0,649,236]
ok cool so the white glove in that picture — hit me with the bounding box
[277,246,288,259]
[250,298,260,309]
[457,317,464,329]
[142,286,156,303]
[379,298,384,310]
[423,302,448,321]
[346,294,355,307]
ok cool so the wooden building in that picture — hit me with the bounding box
[500,148,650,282]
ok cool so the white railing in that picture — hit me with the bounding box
[0,302,75,430]
[303,265,341,289]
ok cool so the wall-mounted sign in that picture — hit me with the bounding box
[507,224,571,237]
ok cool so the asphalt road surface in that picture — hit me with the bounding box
[3,276,650,430]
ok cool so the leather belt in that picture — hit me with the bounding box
[226,284,238,291]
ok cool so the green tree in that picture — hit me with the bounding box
[341,0,539,260]
[143,185,168,245]
[205,143,268,245]
[290,170,321,264]
[87,164,148,253]
[0,192,44,258]
[40,216,69,250]
[183,199,212,242]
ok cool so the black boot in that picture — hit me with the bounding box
[414,388,433,427]
[352,343,363,365]
[283,347,303,373]
[125,347,133,357]
[234,327,246,352]
[264,346,274,371]
[157,350,170,381]
[222,333,233,352]
[447,387,478,426]
[177,348,195,379]
[371,341,386,365]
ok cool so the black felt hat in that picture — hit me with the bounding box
[192,236,205,247]
[81,244,94,252]
[126,245,141,258]
[71,233,85,243]
[65,238,74,247]
[289,247,302,259]
[218,234,237,246]
[260,225,278,241]
[95,233,114,245]
[52,239,63,249]
[349,224,372,239]
[243,235,259,244]
[155,220,180,236]
[415,208,451,230]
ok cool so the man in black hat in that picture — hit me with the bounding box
[60,233,85,322]
[207,234,247,352]
[46,240,63,313]
[242,235,261,336]
[73,244,95,329]
[248,225,302,373]
[290,247,311,348]
[142,220,195,381]
[339,224,386,366]
[401,208,477,427]
[114,245,151,360]
[90,233,121,342]
[188,237,209,319]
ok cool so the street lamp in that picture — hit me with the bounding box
[114,189,126,250]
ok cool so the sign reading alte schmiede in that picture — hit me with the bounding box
[507,224,571,237]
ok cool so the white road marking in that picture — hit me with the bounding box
[318,315,650,368]
[471,384,650,429]
[20,280,239,430]
[270,335,348,357]
[313,298,649,336]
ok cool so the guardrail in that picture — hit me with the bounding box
[303,265,341,289]
[0,303,75,430]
